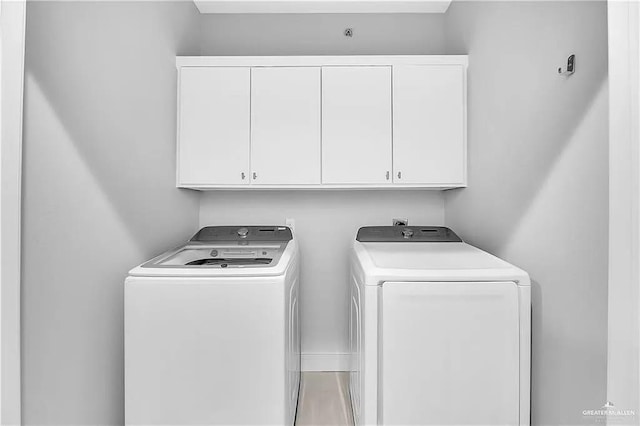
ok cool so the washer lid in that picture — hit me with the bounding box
[140,241,288,269]
[127,226,297,277]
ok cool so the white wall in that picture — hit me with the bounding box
[199,191,444,369]
[444,1,609,425]
[197,13,448,368]
[607,0,640,419]
[21,2,201,424]
[0,1,26,424]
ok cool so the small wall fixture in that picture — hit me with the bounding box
[558,54,575,76]
[344,28,353,37]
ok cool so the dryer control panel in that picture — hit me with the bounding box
[356,226,462,242]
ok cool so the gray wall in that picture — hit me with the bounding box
[199,191,444,363]
[199,13,446,55]
[444,2,609,425]
[22,2,201,424]
[197,13,448,365]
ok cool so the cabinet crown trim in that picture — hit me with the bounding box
[176,55,469,68]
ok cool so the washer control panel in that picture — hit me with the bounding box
[191,226,293,243]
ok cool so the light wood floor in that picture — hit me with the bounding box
[295,372,353,426]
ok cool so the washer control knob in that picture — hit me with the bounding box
[402,228,414,239]
[237,227,249,238]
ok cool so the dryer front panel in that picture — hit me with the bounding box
[380,281,520,425]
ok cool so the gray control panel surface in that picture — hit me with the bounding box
[191,226,293,243]
[356,226,462,242]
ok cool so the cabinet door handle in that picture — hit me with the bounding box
[241,172,246,180]
[397,171,402,179]
[253,172,257,180]
[386,171,390,180]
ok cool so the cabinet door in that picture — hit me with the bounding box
[393,65,465,185]
[251,67,321,185]
[322,67,392,184]
[177,67,250,186]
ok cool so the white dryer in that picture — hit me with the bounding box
[350,226,531,426]
[125,226,300,425]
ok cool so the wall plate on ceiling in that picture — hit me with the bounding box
[192,0,452,14]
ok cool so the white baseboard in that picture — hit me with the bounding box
[301,352,350,372]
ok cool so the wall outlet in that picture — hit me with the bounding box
[286,218,296,232]
[393,218,408,226]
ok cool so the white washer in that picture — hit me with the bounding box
[125,226,300,425]
[350,226,531,426]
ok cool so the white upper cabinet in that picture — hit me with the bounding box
[251,67,321,185]
[393,65,466,185]
[175,56,467,189]
[321,66,392,185]
[177,67,250,186]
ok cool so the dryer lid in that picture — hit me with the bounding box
[353,241,531,286]
[360,242,512,271]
